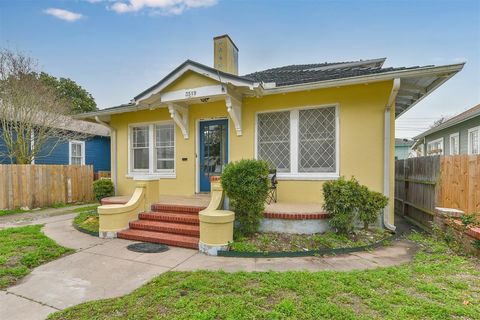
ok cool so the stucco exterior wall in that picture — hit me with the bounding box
[110,74,395,223]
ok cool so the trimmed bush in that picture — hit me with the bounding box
[93,178,114,202]
[322,177,361,234]
[358,186,389,230]
[323,177,389,234]
[221,159,270,237]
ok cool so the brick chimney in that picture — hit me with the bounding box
[213,34,238,75]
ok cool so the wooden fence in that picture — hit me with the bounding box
[395,155,480,229]
[0,164,94,210]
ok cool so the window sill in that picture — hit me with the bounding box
[277,173,339,181]
[126,173,176,180]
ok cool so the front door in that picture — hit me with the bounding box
[199,119,228,192]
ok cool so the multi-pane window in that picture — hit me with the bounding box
[449,133,459,155]
[257,106,338,177]
[468,127,479,155]
[427,138,443,155]
[132,126,149,170]
[298,107,336,172]
[130,122,175,175]
[155,123,175,170]
[257,111,290,172]
[69,141,84,165]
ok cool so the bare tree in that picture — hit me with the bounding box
[0,49,87,164]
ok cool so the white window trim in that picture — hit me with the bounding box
[127,121,176,179]
[449,133,459,155]
[427,137,444,155]
[254,104,340,180]
[69,140,85,165]
[468,126,480,155]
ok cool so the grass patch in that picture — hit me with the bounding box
[73,205,99,235]
[48,233,479,320]
[0,208,29,217]
[230,228,391,252]
[0,225,73,289]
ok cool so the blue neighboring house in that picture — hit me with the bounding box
[0,119,111,173]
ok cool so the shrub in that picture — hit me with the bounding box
[358,186,389,230]
[322,177,362,234]
[93,178,114,202]
[221,159,270,237]
[323,177,388,234]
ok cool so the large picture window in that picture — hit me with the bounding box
[129,122,175,177]
[256,105,338,179]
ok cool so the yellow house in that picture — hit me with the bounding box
[79,35,463,250]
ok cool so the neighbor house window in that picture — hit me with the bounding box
[256,105,338,179]
[129,121,175,177]
[468,126,480,155]
[427,138,443,155]
[449,133,459,155]
[69,140,85,165]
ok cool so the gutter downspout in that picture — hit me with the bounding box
[383,78,400,232]
[95,116,117,194]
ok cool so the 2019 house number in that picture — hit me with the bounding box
[185,90,197,98]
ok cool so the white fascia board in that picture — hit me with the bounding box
[135,64,256,103]
[160,85,226,103]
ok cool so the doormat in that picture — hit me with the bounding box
[127,242,169,253]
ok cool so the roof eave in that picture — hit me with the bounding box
[413,111,480,140]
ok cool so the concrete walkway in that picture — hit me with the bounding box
[0,217,418,320]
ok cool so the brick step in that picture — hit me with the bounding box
[139,212,199,225]
[118,229,199,249]
[151,203,206,214]
[130,220,200,236]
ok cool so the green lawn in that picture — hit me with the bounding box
[48,233,479,320]
[0,225,73,289]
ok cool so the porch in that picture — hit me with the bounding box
[100,192,329,249]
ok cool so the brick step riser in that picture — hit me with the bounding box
[139,214,199,225]
[129,222,199,237]
[151,205,205,215]
[118,233,198,249]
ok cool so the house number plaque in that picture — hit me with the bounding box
[185,90,197,98]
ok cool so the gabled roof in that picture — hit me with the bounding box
[134,59,254,102]
[242,58,391,86]
[414,104,480,140]
[76,58,464,122]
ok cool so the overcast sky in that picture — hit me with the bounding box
[0,0,479,138]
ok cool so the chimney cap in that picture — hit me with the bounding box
[213,34,239,51]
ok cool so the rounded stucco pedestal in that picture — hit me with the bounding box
[199,209,235,256]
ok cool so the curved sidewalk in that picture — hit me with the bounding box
[1,217,417,320]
